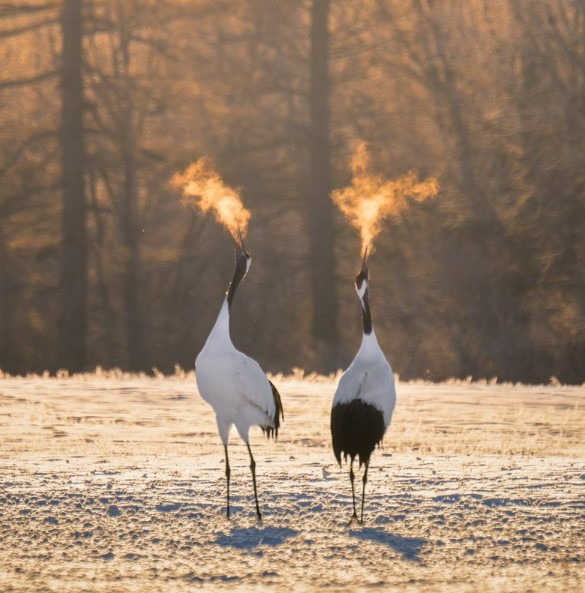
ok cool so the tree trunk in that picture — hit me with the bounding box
[308,0,338,370]
[58,0,87,372]
[0,223,13,370]
[117,1,144,370]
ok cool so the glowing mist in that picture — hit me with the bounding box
[331,143,438,253]
[172,157,251,238]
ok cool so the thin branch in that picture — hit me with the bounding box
[0,70,57,90]
[0,18,58,38]
[0,2,58,17]
[1,129,57,173]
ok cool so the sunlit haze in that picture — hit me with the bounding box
[172,157,251,239]
[331,143,439,255]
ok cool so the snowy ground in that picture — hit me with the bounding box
[0,371,583,592]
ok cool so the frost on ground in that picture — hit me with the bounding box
[0,372,583,592]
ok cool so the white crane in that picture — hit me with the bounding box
[195,232,284,521]
[331,249,396,523]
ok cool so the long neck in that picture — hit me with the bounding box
[209,299,231,344]
[207,255,247,346]
[357,296,382,362]
[226,256,247,310]
[360,290,373,335]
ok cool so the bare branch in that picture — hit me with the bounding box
[0,129,57,173]
[0,17,57,38]
[0,70,57,90]
[0,2,58,17]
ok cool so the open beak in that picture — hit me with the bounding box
[361,246,369,274]
[229,226,246,254]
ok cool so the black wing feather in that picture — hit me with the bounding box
[261,380,284,440]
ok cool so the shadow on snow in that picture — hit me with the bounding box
[348,527,426,561]
[215,526,299,549]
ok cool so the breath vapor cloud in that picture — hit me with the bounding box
[331,143,439,254]
[172,157,251,238]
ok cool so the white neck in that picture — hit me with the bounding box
[356,328,381,360]
[206,299,233,349]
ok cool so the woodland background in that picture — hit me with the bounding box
[1,0,584,383]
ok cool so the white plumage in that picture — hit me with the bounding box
[196,302,277,443]
[195,242,283,520]
[331,252,396,523]
[332,331,396,429]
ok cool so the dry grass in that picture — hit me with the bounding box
[1,369,583,458]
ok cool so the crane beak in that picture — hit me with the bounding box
[361,246,369,274]
[229,227,245,254]
[237,225,246,253]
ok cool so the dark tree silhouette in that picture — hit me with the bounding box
[58,0,87,371]
[308,0,338,370]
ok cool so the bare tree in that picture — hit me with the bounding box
[1,0,584,383]
[308,0,338,370]
[58,0,87,371]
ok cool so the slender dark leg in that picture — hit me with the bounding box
[224,444,231,519]
[360,460,369,524]
[349,458,358,523]
[246,443,262,521]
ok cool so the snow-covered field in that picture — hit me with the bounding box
[0,371,583,592]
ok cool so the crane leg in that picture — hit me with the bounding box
[348,458,358,523]
[224,444,231,519]
[360,460,369,524]
[246,443,262,521]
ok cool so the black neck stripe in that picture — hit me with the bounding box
[361,290,372,335]
[227,256,247,309]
